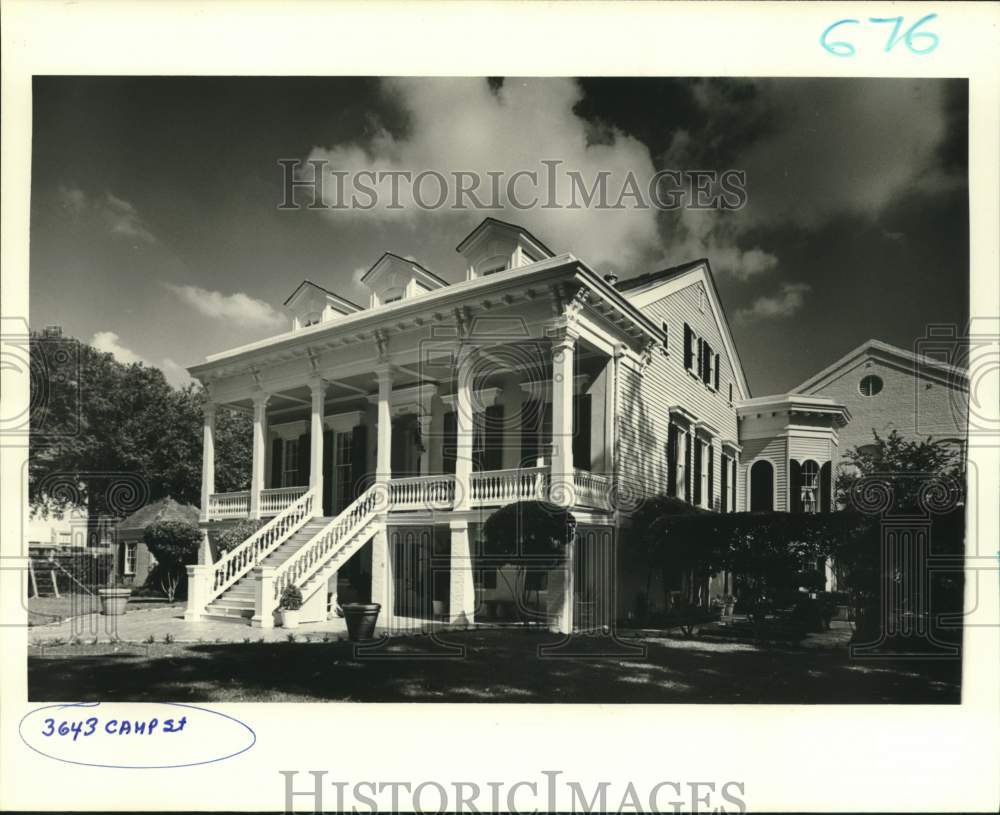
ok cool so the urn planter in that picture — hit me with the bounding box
[279,608,300,629]
[98,588,131,616]
[343,603,381,641]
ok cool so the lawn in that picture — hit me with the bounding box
[27,593,176,626]
[28,627,960,703]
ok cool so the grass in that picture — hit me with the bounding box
[28,627,960,704]
[27,592,178,627]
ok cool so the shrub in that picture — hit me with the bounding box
[280,584,303,611]
[143,520,202,602]
[216,519,267,555]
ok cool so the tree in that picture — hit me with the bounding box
[832,430,964,645]
[143,520,202,601]
[482,500,574,623]
[29,332,252,538]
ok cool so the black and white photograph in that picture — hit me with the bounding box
[2,3,998,814]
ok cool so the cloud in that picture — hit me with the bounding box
[658,78,961,279]
[57,186,157,244]
[92,331,144,364]
[735,282,811,324]
[161,358,195,389]
[91,332,194,388]
[163,283,286,329]
[306,78,660,272]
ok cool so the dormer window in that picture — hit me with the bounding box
[283,280,363,333]
[382,287,404,304]
[361,253,448,309]
[480,258,507,276]
[303,311,321,327]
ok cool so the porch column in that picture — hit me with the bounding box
[449,520,476,625]
[375,365,393,485]
[309,378,326,517]
[199,402,216,523]
[370,525,393,628]
[453,349,475,510]
[249,392,269,519]
[550,330,577,506]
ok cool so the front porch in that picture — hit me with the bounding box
[205,466,613,520]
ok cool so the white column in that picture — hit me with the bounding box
[184,564,212,622]
[547,535,575,634]
[375,365,393,485]
[453,349,475,510]
[370,526,393,628]
[675,428,688,500]
[550,331,576,506]
[249,392,269,519]
[309,378,326,517]
[199,403,216,522]
[449,520,476,625]
[250,565,276,628]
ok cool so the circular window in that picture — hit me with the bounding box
[859,375,883,396]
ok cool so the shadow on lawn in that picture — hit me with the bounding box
[28,629,961,704]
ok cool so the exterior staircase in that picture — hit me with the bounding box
[204,518,331,621]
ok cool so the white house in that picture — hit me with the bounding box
[183,217,855,632]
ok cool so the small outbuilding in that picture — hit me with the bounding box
[115,497,200,586]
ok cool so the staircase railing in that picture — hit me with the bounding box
[208,488,316,602]
[269,485,381,608]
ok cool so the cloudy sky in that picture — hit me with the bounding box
[30,77,968,394]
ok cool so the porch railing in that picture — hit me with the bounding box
[260,486,308,516]
[207,490,250,520]
[572,470,613,510]
[471,466,549,506]
[208,488,316,600]
[388,475,456,510]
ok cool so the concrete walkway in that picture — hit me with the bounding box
[30,605,350,644]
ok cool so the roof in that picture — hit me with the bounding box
[737,392,851,427]
[795,338,969,394]
[117,497,200,532]
[615,259,710,293]
[360,252,449,287]
[283,280,364,311]
[455,216,556,257]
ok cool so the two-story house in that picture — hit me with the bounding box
[183,217,852,633]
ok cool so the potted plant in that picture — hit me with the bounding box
[722,594,736,617]
[342,602,381,641]
[98,585,132,616]
[278,585,303,629]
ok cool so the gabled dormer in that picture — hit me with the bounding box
[284,281,363,332]
[361,253,448,309]
[456,217,555,280]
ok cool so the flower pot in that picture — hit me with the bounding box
[279,608,300,629]
[343,603,381,641]
[98,588,131,616]
[723,603,735,617]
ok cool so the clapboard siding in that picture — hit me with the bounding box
[617,281,740,507]
[788,436,833,463]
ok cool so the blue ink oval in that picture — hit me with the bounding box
[19,702,255,769]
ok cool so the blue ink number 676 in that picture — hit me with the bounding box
[821,14,940,57]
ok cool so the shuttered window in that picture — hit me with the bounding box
[683,323,694,370]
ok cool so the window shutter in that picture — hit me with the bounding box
[485,405,504,471]
[667,424,677,498]
[719,456,729,512]
[443,411,457,474]
[693,440,702,505]
[708,445,714,507]
[661,321,669,353]
[270,438,283,488]
[298,433,310,486]
[790,459,802,513]
[714,354,720,390]
[683,324,694,370]
[350,424,368,496]
[696,337,703,378]
[684,433,692,501]
[573,394,592,470]
[820,462,832,513]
